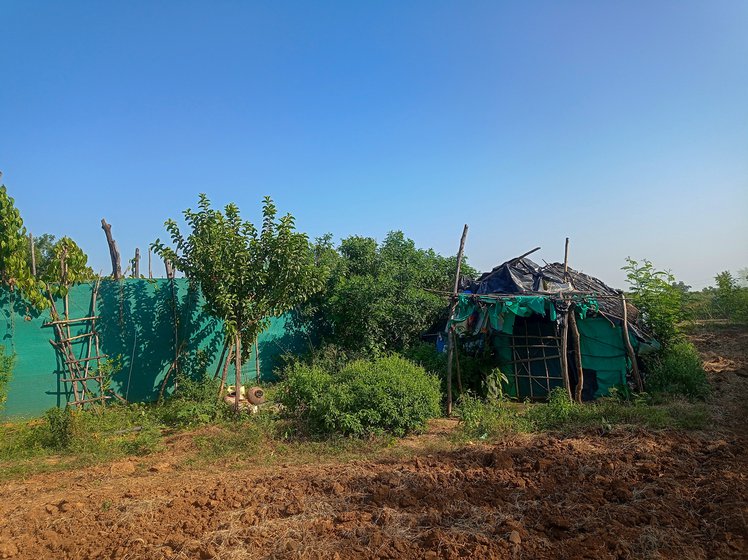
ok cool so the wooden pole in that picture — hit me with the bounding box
[563,237,570,281]
[446,224,469,416]
[133,248,140,278]
[568,308,584,403]
[29,233,36,277]
[165,259,174,279]
[620,292,644,392]
[148,248,153,279]
[100,219,122,279]
[559,309,572,400]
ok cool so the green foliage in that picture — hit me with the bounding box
[713,271,748,324]
[295,231,477,357]
[623,257,684,345]
[456,393,526,439]
[644,341,710,400]
[157,372,229,428]
[279,355,442,437]
[0,185,47,309]
[22,233,56,278]
[0,346,13,411]
[42,236,96,293]
[44,406,78,450]
[152,194,322,361]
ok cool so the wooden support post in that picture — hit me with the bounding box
[563,237,570,281]
[568,307,585,403]
[620,292,644,392]
[101,219,122,279]
[148,248,153,279]
[446,224,469,416]
[133,248,140,278]
[29,233,36,277]
[560,309,572,400]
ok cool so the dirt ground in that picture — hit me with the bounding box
[0,328,746,560]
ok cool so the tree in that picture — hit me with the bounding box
[152,194,322,409]
[295,231,477,356]
[714,270,748,324]
[0,185,47,309]
[622,257,684,346]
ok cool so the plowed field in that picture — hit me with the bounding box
[1,328,746,559]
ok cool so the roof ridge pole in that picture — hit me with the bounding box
[446,224,469,417]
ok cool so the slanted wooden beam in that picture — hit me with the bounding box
[446,224,469,416]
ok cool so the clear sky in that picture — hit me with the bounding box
[1,1,746,289]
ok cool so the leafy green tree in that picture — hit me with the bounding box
[622,257,683,346]
[152,194,322,408]
[0,346,13,412]
[0,185,47,309]
[714,270,748,324]
[295,231,477,356]
[22,233,56,278]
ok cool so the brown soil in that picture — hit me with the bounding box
[1,328,746,560]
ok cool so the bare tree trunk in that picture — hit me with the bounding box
[255,340,261,383]
[101,219,122,279]
[29,233,36,277]
[133,248,140,278]
[234,333,242,411]
[219,342,234,398]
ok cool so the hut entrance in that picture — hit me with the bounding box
[497,315,564,400]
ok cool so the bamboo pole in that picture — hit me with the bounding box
[569,308,585,403]
[563,237,570,280]
[148,248,153,279]
[620,292,644,392]
[446,224,469,416]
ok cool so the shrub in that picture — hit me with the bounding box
[279,355,441,437]
[44,406,78,450]
[0,346,13,411]
[157,372,228,428]
[456,393,525,439]
[645,341,710,400]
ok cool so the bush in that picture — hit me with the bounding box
[645,341,710,400]
[279,355,441,437]
[44,406,79,450]
[456,393,526,439]
[0,346,13,411]
[157,372,229,428]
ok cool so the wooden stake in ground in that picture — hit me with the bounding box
[446,224,469,416]
[101,219,122,279]
[568,308,585,403]
[29,233,36,277]
[620,291,644,392]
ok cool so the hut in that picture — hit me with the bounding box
[447,256,656,403]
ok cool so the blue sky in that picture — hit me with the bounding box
[1,1,746,288]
